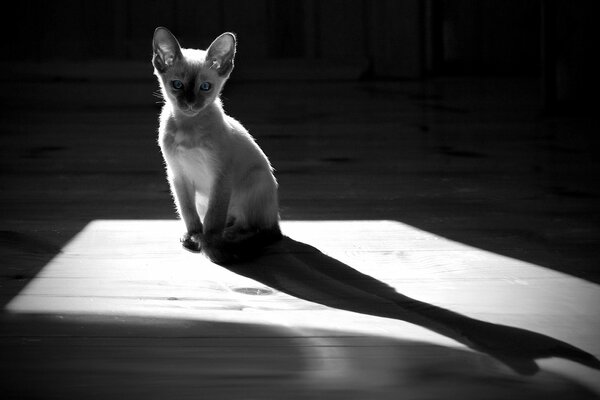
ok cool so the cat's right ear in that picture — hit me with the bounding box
[206,33,236,76]
[152,27,183,72]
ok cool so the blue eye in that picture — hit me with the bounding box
[200,82,212,91]
[171,80,183,90]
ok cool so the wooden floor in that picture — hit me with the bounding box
[1,71,599,399]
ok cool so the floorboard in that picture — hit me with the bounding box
[1,76,599,399]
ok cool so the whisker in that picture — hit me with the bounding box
[152,90,165,104]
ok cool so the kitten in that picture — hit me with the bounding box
[152,27,282,264]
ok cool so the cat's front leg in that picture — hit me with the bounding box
[199,174,234,261]
[202,171,232,235]
[170,176,203,252]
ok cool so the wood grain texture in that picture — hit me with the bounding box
[1,76,599,399]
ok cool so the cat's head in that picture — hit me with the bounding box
[152,27,236,116]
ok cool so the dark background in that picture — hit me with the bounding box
[2,0,598,111]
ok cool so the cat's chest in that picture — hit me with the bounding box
[171,129,213,160]
[161,128,217,192]
[165,127,207,149]
[161,126,213,159]
[173,129,187,147]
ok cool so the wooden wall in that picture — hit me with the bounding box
[4,0,548,79]
[435,0,541,76]
[541,0,600,112]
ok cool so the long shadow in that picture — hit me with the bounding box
[224,236,600,376]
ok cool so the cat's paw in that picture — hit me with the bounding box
[181,232,203,252]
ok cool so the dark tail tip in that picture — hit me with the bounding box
[552,343,600,370]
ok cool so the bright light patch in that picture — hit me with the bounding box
[5,220,599,343]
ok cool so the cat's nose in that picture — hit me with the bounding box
[184,104,199,115]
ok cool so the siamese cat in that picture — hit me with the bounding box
[152,27,282,264]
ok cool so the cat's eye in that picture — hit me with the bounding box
[171,80,184,90]
[200,82,212,91]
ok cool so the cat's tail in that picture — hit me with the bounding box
[202,225,283,265]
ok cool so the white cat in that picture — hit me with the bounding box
[152,27,282,264]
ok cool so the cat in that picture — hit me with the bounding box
[152,27,282,264]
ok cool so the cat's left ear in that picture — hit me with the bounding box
[153,27,183,72]
[206,33,236,76]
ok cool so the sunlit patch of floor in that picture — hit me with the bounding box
[5,219,600,395]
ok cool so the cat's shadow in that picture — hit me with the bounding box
[223,236,600,376]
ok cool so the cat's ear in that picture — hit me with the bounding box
[152,27,183,72]
[206,32,236,76]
